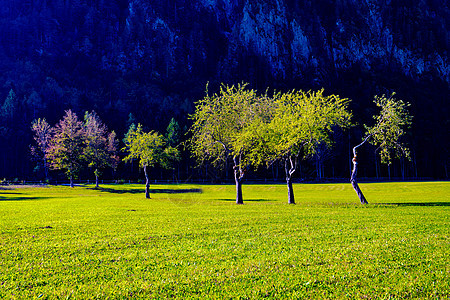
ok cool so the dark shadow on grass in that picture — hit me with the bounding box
[218,198,273,202]
[381,202,450,207]
[95,187,202,194]
[0,196,51,201]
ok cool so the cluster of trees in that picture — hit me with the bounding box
[29,84,412,204]
[31,110,181,195]
[31,110,119,188]
[190,84,411,205]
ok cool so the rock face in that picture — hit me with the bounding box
[3,0,446,84]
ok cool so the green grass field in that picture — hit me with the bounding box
[0,182,449,299]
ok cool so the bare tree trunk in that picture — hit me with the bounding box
[235,175,243,204]
[144,165,150,199]
[95,170,99,188]
[70,175,74,188]
[234,156,244,204]
[351,136,370,204]
[287,178,295,204]
[351,166,368,204]
[285,156,296,204]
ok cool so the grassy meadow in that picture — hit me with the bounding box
[0,181,449,299]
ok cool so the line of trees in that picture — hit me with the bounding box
[30,84,411,204]
[189,84,411,205]
[31,110,181,196]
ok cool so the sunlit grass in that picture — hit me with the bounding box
[0,182,448,298]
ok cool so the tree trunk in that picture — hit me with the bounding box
[95,171,99,188]
[70,175,74,188]
[144,165,150,199]
[285,157,296,204]
[351,167,368,204]
[287,178,295,204]
[351,136,370,204]
[234,156,244,204]
[235,176,243,204]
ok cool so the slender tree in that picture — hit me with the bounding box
[262,89,352,204]
[351,93,412,204]
[166,118,181,181]
[123,123,179,198]
[84,111,119,188]
[47,110,85,187]
[189,83,271,204]
[30,118,53,180]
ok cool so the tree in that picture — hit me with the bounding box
[47,110,85,187]
[123,123,179,199]
[262,89,352,204]
[189,83,272,204]
[166,117,180,147]
[84,111,119,188]
[30,118,53,180]
[166,117,181,181]
[351,93,412,204]
[2,90,18,122]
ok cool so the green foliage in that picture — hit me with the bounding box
[165,117,181,147]
[1,89,17,121]
[0,182,448,298]
[123,123,179,169]
[264,89,352,165]
[365,93,412,165]
[189,83,272,170]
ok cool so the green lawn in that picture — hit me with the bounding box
[0,182,449,299]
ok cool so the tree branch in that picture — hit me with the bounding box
[353,134,372,157]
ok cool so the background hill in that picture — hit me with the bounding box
[0,0,448,180]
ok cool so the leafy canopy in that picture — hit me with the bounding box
[84,111,119,177]
[365,93,412,165]
[46,110,85,179]
[123,123,179,169]
[264,89,352,164]
[189,83,272,169]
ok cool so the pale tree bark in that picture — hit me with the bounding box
[233,155,244,204]
[144,165,150,199]
[95,169,99,188]
[351,135,370,204]
[285,156,296,204]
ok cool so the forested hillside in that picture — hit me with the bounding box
[0,0,448,181]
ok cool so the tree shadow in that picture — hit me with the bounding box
[0,195,51,201]
[95,187,202,194]
[218,198,274,202]
[381,202,450,207]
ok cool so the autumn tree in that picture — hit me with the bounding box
[30,118,53,179]
[351,93,412,204]
[84,111,119,188]
[189,83,273,204]
[262,89,352,204]
[47,110,85,187]
[123,124,179,198]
